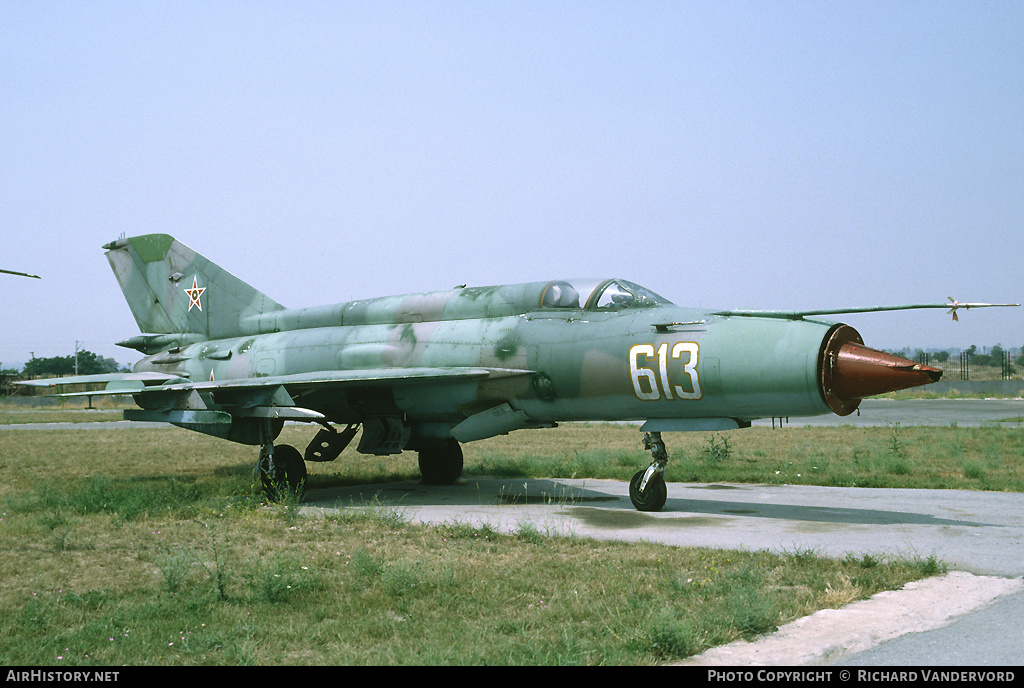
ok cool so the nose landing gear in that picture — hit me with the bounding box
[629,432,668,512]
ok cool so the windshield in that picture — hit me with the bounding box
[540,279,672,310]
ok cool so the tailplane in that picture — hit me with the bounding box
[104,234,284,341]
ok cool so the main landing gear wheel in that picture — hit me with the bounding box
[259,444,307,500]
[629,469,667,512]
[418,439,463,485]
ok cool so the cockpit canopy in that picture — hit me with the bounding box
[268,278,675,332]
[540,279,672,311]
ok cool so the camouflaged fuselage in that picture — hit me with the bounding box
[94,234,870,450]
[130,279,839,436]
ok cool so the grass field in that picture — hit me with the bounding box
[2,417,1020,665]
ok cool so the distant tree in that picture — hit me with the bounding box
[934,350,950,363]
[22,350,123,377]
[23,356,72,377]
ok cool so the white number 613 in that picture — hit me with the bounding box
[629,342,701,401]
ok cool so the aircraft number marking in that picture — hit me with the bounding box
[629,342,701,401]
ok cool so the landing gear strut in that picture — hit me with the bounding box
[629,432,668,512]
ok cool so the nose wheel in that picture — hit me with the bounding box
[629,432,668,512]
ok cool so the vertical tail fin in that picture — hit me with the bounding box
[104,234,284,339]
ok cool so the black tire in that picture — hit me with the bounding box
[261,444,307,499]
[629,469,667,512]
[418,439,464,485]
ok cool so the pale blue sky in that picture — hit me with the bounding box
[2,1,1022,368]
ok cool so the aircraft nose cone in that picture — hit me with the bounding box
[819,324,943,416]
[831,342,943,400]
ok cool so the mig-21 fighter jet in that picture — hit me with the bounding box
[22,235,1017,511]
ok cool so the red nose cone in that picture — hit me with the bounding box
[819,325,943,416]
[832,342,943,399]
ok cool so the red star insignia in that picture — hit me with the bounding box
[185,276,206,312]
